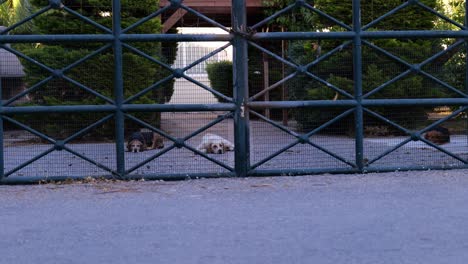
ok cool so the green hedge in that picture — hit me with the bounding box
[11,0,176,138]
[14,45,172,137]
[206,46,285,119]
[262,0,447,133]
[206,61,233,101]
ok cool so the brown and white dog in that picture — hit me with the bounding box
[197,133,234,154]
[424,126,450,145]
[126,131,164,153]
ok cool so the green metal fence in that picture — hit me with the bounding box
[0,0,467,184]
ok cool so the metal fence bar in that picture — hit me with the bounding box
[0,0,467,183]
[63,115,115,144]
[416,1,466,30]
[304,41,353,70]
[4,148,56,177]
[360,30,468,39]
[361,1,411,31]
[181,4,230,32]
[363,39,468,98]
[62,6,112,33]
[0,78,3,180]
[3,98,465,115]
[125,146,176,175]
[120,34,232,42]
[232,0,250,177]
[122,43,173,71]
[0,34,114,43]
[0,118,3,180]
[250,108,355,170]
[0,44,115,104]
[1,105,116,114]
[62,44,113,73]
[122,103,237,112]
[124,112,235,173]
[122,4,172,33]
[251,31,468,41]
[249,73,297,101]
[418,138,468,164]
[4,114,119,176]
[112,0,125,178]
[3,31,468,44]
[3,76,55,106]
[366,107,468,166]
[466,0,468,146]
[252,32,356,40]
[0,6,51,34]
[62,146,118,176]
[249,100,358,109]
[2,116,55,144]
[301,2,352,31]
[123,75,175,104]
[248,41,354,100]
[248,98,468,109]
[353,0,364,172]
[250,2,296,30]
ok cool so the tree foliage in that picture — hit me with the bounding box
[0,0,33,32]
[262,0,452,132]
[14,0,176,136]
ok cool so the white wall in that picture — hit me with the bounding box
[169,27,233,104]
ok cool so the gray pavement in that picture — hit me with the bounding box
[1,170,468,264]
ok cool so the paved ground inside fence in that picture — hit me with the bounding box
[3,113,467,177]
[1,170,468,264]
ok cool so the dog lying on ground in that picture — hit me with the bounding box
[197,133,234,154]
[424,126,450,145]
[126,131,164,153]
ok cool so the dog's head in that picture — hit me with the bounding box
[424,131,450,145]
[127,139,145,153]
[208,140,226,154]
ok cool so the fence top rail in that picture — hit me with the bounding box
[1,30,466,44]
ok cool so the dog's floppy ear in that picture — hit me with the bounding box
[222,143,230,152]
[207,143,213,154]
[223,141,234,151]
[126,141,130,152]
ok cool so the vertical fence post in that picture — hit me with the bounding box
[113,0,126,178]
[465,0,468,145]
[353,0,364,171]
[0,77,3,181]
[232,0,250,177]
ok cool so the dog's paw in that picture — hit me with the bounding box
[197,148,207,153]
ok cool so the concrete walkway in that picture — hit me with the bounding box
[1,170,468,264]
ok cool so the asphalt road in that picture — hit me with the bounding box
[1,170,468,264]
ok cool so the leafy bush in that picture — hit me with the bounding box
[288,40,442,132]
[262,0,445,133]
[12,0,177,137]
[15,45,172,137]
[206,51,285,119]
[206,61,233,101]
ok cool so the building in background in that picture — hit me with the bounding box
[169,27,232,104]
[0,37,28,105]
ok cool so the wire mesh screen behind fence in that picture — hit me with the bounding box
[0,0,467,183]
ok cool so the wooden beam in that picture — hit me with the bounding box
[162,9,188,33]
